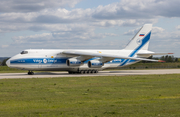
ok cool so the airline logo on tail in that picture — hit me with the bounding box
[136,38,142,45]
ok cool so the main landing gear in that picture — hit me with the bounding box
[28,71,34,75]
[68,70,98,74]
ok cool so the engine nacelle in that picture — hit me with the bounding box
[88,60,104,68]
[66,58,82,66]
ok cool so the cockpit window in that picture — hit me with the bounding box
[20,51,28,54]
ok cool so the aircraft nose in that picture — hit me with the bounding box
[6,59,10,67]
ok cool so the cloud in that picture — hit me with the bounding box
[151,27,166,38]
[10,25,118,50]
[176,25,180,30]
[4,0,180,33]
[152,27,165,34]
[1,0,180,57]
[0,0,81,12]
[1,45,9,48]
[1,0,180,18]
[92,0,180,19]
[152,26,180,40]
[148,26,180,55]
[3,0,178,34]
[124,27,140,35]
[0,8,158,33]
[124,26,166,35]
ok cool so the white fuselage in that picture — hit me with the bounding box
[6,49,152,71]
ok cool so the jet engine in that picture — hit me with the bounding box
[88,60,104,68]
[66,58,82,66]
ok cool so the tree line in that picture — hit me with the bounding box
[137,55,178,63]
[159,55,179,62]
[0,58,10,66]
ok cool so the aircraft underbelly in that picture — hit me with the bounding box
[10,64,68,70]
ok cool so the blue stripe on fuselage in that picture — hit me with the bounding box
[10,57,137,65]
[10,58,68,64]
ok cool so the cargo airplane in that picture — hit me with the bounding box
[6,24,171,75]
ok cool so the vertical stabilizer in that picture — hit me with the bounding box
[125,24,152,50]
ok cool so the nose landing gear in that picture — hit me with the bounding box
[28,71,34,75]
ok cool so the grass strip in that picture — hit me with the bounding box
[0,74,180,117]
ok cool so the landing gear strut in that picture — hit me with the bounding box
[28,71,34,75]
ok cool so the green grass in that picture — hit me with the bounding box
[0,66,26,73]
[0,66,55,73]
[0,75,180,117]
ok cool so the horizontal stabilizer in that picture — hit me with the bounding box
[137,53,173,56]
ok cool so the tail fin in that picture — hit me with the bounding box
[124,24,152,50]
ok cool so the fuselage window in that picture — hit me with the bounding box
[20,51,28,54]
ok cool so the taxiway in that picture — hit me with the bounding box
[0,69,180,79]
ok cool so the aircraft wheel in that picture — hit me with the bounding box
[84,70,87,74]
[94,70,98,73]
[80,71,84,74]
[28,71,34,75]
[87,70,91,74]
[91,70,95,73]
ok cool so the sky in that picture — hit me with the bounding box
[0,0,180,57]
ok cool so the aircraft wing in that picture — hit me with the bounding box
[62,50,164,62]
